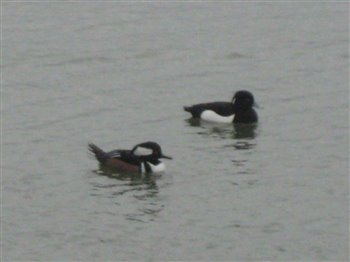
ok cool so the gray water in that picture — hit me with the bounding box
[2,2,349,261]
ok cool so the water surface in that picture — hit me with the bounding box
[2,2,349,261]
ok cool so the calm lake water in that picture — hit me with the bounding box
[2,2,349,261]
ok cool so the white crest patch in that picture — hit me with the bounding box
[200,110,234,123]
[133,146,153,156]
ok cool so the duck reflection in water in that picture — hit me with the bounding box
[93,164,160,188]
[186,118,258,140]
[90,167,162,222]
[232,123,257,140]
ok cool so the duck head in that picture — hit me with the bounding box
[132,141,172,160]
[231,90,256,111]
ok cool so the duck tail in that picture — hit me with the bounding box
[88,143,107,163]
[184,105,199,118]
[183,106,191,112]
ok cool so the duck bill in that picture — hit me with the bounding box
[161,154,172,160]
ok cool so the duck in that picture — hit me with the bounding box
[184,90,258,124]
[89,141,172,174]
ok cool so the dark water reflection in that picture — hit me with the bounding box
[89,168,162,222]
[186,119,258,177]
[186,119,258,175]
[95,165,160,184]
[232,123,257,140]
[186,118,258,140]
[91,167,159,195]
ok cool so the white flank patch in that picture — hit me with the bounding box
[147,161,166,173]
[200,110,234,123]
[133,146,153,156]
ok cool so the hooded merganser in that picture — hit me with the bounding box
[89,141,172,174]
[184,90,258,123]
